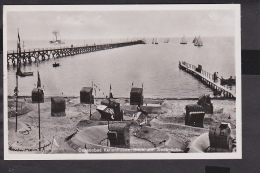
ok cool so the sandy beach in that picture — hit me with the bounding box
[7,97,236,153]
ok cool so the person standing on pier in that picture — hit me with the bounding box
[214,72,218,82]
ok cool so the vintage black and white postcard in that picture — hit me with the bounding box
[3,5,241,160]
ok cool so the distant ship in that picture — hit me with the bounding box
[194,35,203,46]
[180,35,187,44]
[49,31,65,44]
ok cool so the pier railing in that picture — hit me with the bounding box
[179,61,236,99]
[181,61,216,80]
[7,40,145,65]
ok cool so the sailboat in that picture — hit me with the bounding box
[164,38,170,43]
[194,35,203,46]
[180,35,187,44]
[49,31,65,44]
[155,38,158,44]
[152,38,155,44]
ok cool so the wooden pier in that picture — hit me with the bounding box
[7,40,145,65]
[179,61,236,99]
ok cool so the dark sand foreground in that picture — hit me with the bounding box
[7,97,236,153]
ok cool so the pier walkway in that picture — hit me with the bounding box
[179,61,236,99]
[7,40,145,65]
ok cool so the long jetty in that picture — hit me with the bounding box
[179,61,236,99]
[7,40,145,65]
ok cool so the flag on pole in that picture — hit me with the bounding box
[17,29,21,57]
[132,81,134,86]
[109,84,113,98]
[17,30,20,49]
[16,29,22,74]
[37,71,41,88]
[142,83,143,88]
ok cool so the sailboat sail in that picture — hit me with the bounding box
[195,36,203,46]
[180,35,187,44]
[192,37,197,43]
[197,36,203,44]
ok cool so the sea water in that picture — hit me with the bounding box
[6,37,235,98]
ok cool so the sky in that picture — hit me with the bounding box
[6,9,236,41]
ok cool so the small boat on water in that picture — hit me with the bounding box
[49,31,65,44]
[180,35,187,44]
[194,35,203,46]
[221,76,236,86]
[53,62,60,67]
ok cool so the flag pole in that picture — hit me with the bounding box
[90,81,93,120]
[15,66,18,133]
[108,84,111,131]
[90,104,92,120]
[38,89,41,151]
[15,28,20,133]
[37,59,41,151]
